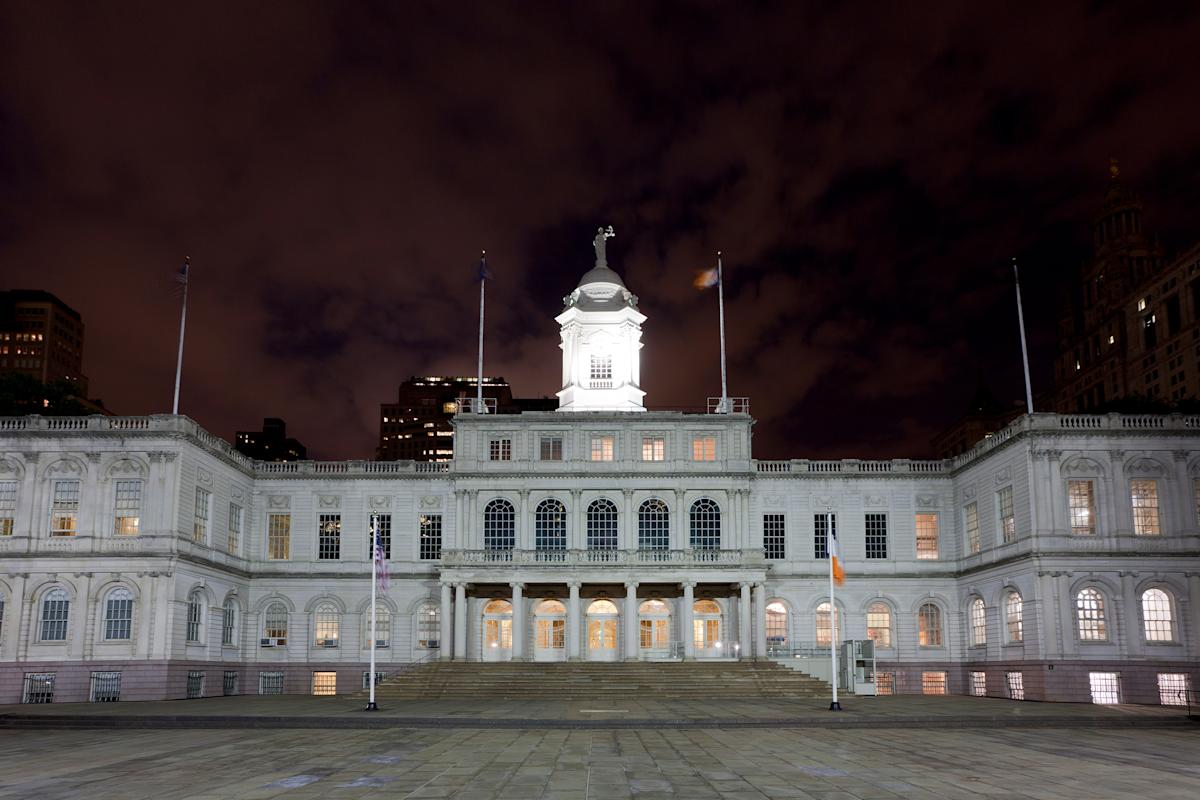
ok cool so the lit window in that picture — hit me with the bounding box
[637,499,669,552]
[0,480,16,536]
[263,603,288,645]
[186,591,203,643]
[964,502,980,553]
[40,588,69,641]
[1088,672,1120,704]
[113,480,142,535]
[876,672,895,696]
[997,486,1016,543]
[641,437,665,461]
[915,513,938,559]
[1130,479,1161,535]
[1006,591,1024,642]
[691,436,716,461]
[539,435,563,461]
[192,487,210,543]
[365,604,391,648]
[1068,480,1096,535]
[267,514,291,560]
[1006,671,1025,700]
[318,514,341,560]
[866,602,891,648]
[314,603,340,647]
[865,513,888,559]
[763,514,785,560]
[417,603,440,649]
[969,598,986,646]
[970,671,987,697]
[488,437,512,461]
[1141,588,1174,641]
[1076,588,1108,640]
[918,603,943,646]
[1138,297,1147,311]
[815,601,840,647]
[1158,673,1189,706]
[50,480,80,536]
[765,601,788,649]
[921,672,947,695]
[591,435,615,461]
[419,514,442,560]
[104,588,133,641]
[312,672,337,696]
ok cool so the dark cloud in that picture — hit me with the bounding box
[2,1,1199,459]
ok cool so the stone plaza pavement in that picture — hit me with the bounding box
[0,696,1196,799]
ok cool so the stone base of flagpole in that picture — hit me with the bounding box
[829,701,843,711]
[365,701,379,711]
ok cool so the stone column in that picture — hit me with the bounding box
[739,582,752,660]
[510,582,525,660]
[753,583,767,658]
[1187,573,1200,660]
[622,489,634,552]
[625,581,639,660]
[1109,451,1129,534]
[674,489,686,550]
[567,581,582,660]
[439,582,453,660]
[570,489,584,551]
[682,581,695,659]
[1173,451,1191,534]
[454,583,467,660]
[518,490,530,551]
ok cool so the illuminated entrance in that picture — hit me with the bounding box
[533,599,566,661]
[586,598,619,661]
[483,599,512,661]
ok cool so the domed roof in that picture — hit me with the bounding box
[576,264,626,289]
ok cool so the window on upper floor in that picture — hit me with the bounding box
[419,514,442,560]
[964,502,980,554]
[591,435,615,462]
[50,480,80,537]
[1076,588,1108,641]
[369,514,391,560]
[638,499,669,551]
[691,436,716,462]
[813,513,835,559]
[1130,479,1161,535]
[969,598,986,646]
[997,486,1016,543]
[865,513,888,559]
[1068,480,1096,535]
[0,480,15,536]
[227,503,242,554]
[267,514,291,560]
[535,499,567,553]
[483,499,516,551]
[641,436,665,461]
[1006,591,1024,643]
[317,514,341,560]
[193,487,210,543]
[689,498,721,551]
[539,435,563,461]
[586,499,619,550]
[918,603,943,647]
[589,354,612,383]
[488,437,512,461]
[915,513,938,559]
[763,514,785,560]
[113,480,142,536]
[1141,588,1174,642]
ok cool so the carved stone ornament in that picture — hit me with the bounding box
[231,485,244,501]
[86,452,101,464]
[764,495,785,508]
[814,495,834,510]
[994,466,1012,486]
[318,495,341,509]
[197,468,214,487]
[267,495,290,509]
[420,495,443,510]
[962,485,976,500]
[1061,455,1105,477]
[1126,457,1165,477]
[108,458,146,478]
[368,495,391,510]
[916,494,938,509]
[0,457,23,478]
[864,494,888,508]
[46,458,82,476]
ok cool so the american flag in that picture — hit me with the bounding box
[372,516,389,591]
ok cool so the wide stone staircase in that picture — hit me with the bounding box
[363,660,830,700]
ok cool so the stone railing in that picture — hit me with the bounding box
[256,459,449,477]
[441,548,763,569]
[753,458,948,475]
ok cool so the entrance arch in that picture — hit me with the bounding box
[482,599,512,661]
[693,599,723,658]
[638,599,671,658]
[586,598,619,661]
[534,599,566,661]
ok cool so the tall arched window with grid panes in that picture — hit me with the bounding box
[483,499,515,553]
[534,499,567,558]
[186,590,203,643]
[866,602,891,648]
[104,587,133,641]
[689,498,721,558]
[638,499,669,552]
[815,601,840,647]
[765,601,788,651]
[586,499,619,552]
[417,603,440,649]
[263,602,288,646]
[918,603,943,647]
[969,598,986,646]
[1075,588,1107,641]
[314,602,339,648]
[40,588,69,641]
[1141,588,1174,642]
[1006,591,1023,642]
[222,599,238,647]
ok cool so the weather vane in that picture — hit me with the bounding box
[593,225,615,267]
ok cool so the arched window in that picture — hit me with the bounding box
[104,587,133,641]
[693,599,721,614]
[186,590,203,643]
[918,603,943,647]
[222,599,237,646]
[815,601,840,647]
[638,499,670,551]
[1076,588,1107,641]
[484,599,512,614]
[1006,591,1024,642]
[588,599,619,614]
[766,601,788,649]
[586,499,619,550]
[866,602,891,648]
[40,588,70,641]
[263,602,288,645]
[969,598,986,646]
[534,499,567,553]
[1141,588,1174,641]
[689,498,721,551]
[0,593,5,641]
[314,602,339,647]
[536,599,566,614]
[417,602,440,649]
[367,604,391,648]
[483,499,515,551]
[638,599,668,614]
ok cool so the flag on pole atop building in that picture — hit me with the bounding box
[373,520,389,591]
[829,526,845,586]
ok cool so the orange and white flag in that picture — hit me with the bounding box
[829,526,845,586]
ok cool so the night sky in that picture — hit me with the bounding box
[3,2,1200,460]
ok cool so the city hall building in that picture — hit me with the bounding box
[1,248,1198,706]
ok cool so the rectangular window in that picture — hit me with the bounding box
[113,480,142,536]
[763,514,785,560]
[921,671,947,695]
[0,479,16,536]
[970,671,987,697]
[105,595,132,640]
[258,672,284,695]
[227,503,242,554]
[312,671,337,696]
[539,435,563,461]
[875,672,895,696]
[591,435,614,461]
[222,604,235,646]
[267,514,291,560]
[964,503,980,554]
[41,595,69,641]
[589,354,613,382]
[419,514,442,560]
[193,487,210,543]
[369,514,392,560]
[488,437,512,461]
[1068,480,1096,535]
[318,514,341,560]
[22,673,55,704]
[1158,673,1189,706]
[1089,672,1121,704]
[1006,671,1025,700]
[691,436,716,461]
[1130,479,1161,535]
[50,479,80,536]
[997,486,1016,543]
[222,671,238,696]
[813,513,836,559]
[186,600,201,643]
[915,513,938,559]
[641,436,665,461]
[186,671,204,699]
[865,513,888,559]
[89,672,121,703]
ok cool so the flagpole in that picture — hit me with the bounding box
[366,513,379,711]
[1013,258,1034,415]
[476,250,486,414]
[172,257,189,415]
[828,510,841,711]
[717,252,729,413]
